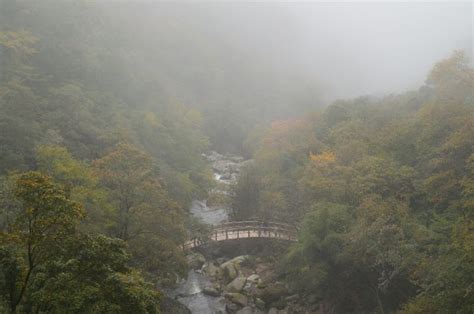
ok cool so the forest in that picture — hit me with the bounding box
[0,1,472,313]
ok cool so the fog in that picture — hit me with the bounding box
[1,1,473,312]
[105,1,472,102]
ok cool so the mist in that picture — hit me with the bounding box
[102,1,472,102]
[0,1,473,313]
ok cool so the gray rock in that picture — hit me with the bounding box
[236,306,253,314]
[222,263,237,281]
[202,286,221,297]
[285,294,299,302]
[220,172,232,180]
[226,303,239,313]
[268,308,278,314]
[257,282,288,305]
[227,276,247,292]
[225,293,248,307]
[246,274,260,283]
[213,160,230,173]
[307,294,318,304]
[220,255,249,270]
[255,298,265,310]
[203,262,223,278]
[160,295,191,314]
[229,155,244,163]
[220,255,248,281]
[186,252,206,269]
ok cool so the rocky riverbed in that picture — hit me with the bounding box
[172,152,318,313]
[184,251,320,314]
[171,151,247,313]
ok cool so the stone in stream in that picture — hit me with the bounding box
[256,282,288,305]
[225,292,248,307]
[212,160,230,173]
[246,274,260,283]
[203,262,223,279]
[220,255,248,281]
[221,263,237,281]
[220,172,232,180]
[226,276,247,292]
[202,286,221,297]
[285,294,299,303]
[220,255,249,270]
[235,306,255,314]
[159,294,192,314]
[226,303,240,313]
[186,252,206,269]
[255,298,266,310]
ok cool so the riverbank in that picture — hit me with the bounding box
[168,151,324,313]
[185,242,323,314]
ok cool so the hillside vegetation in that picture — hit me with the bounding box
[232,52,474,313]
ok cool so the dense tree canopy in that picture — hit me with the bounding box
[234,52,474,313]
[0,1,471,313]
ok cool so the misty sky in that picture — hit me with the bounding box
[203,1,472,100]
[106,1,472,103]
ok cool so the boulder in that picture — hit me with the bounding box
[220,255,248,281]
[226,276,247,292]
[212,160,229,173]
[229,155,244,163]
[221,263,237,281]
[285,294,299,303]
[225,293,248,307]
[220,255,249,271]
[220,172,232,180]
[246,274,260,283]
[227,163,240,173]
[270,299,287,310]
[257,282,288,305]
[226,303,239,313]
[236,306,253,314]
[203,262,223,278]
[159,295,191,314]
[268,308,278,314]
[202,286,221,297]
[216,257,228,265]
[186,252,205,269]
[255,298,266,310]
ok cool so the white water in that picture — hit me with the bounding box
[173,270,226,313]
[190,200,228,226]
[174,152,248,313]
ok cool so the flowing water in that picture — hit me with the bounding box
[173,151,249,314]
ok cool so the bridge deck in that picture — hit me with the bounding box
[184,221,297,250]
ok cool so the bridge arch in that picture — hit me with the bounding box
[184,221,298,250]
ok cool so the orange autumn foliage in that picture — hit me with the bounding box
[310,151,336,163]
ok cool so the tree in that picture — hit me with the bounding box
[0,171,83,312]
[35,145,111,233]
[93,143,187,284]
[0,171,162,313]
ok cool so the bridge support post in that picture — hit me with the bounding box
[226,230,228,240]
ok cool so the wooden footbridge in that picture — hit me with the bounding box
[184,221,298,250]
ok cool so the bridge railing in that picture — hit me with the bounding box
[183,221,298,250]
[214,221,294,229]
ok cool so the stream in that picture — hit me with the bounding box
[173,151,249,314]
